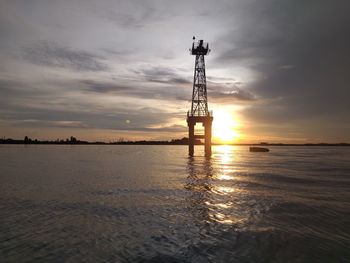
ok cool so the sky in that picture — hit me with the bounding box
[0,0,349,143]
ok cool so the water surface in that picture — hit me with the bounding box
[0,145,349,262]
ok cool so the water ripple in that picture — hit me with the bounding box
[0,145,350,262]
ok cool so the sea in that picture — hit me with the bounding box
[0,145,349,262]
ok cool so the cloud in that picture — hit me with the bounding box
[134,66,191,85]
[2,119,88,129]
[81,80,129,93]
[0,100,183,133]
[81,78,190,102]
[134,124,186,133]
[211,89,255,102]
[22,41,109,71]
[0,76,185,135]
[279,65,294,70]
[213,0,350,140]
[101,3,161,28]
[207,81,256,103]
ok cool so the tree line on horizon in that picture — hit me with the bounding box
[0,136,200,145]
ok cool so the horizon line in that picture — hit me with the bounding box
[1,137,349,146]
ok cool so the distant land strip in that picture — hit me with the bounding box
[0,136,349,146]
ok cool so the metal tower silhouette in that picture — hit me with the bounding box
[187,37,213,157]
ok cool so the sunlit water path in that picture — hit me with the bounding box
[0,145,349,262]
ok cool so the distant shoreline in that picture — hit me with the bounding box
[0,138,349,147]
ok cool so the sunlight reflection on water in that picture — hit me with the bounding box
[185,147,243,226]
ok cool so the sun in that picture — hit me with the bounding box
[212,109,240,144]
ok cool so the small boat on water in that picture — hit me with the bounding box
[250,147,269,152]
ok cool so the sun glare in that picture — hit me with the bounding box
[213,109,240,144]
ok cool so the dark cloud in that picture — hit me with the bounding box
[81,80,129,93]
[78,67,192,103]
[134,66,191,85]
[214,0,350,140]
[99,2,161,28]
[81,79,190,101]
[22,41,109,71]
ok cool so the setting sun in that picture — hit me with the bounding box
[212,109,240,144]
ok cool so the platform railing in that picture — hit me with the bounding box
[187,110,213,117]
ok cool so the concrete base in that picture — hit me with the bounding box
[187,115,213,157]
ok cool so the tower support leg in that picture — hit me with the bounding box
[188,122,194,156]
[204,120,212,157]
